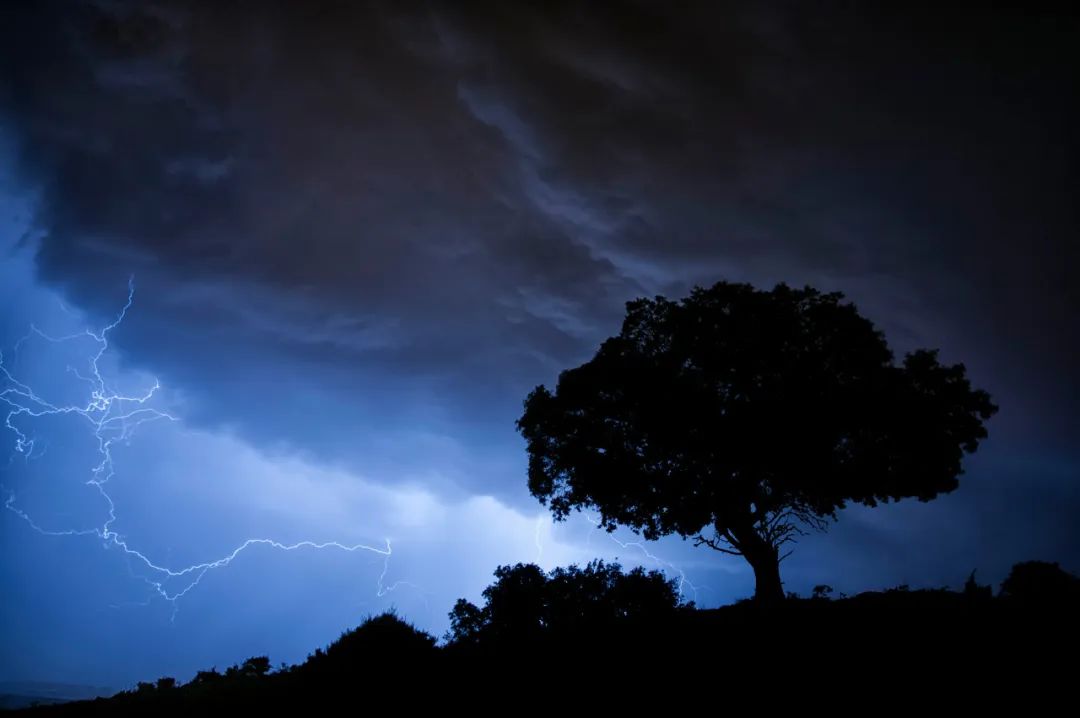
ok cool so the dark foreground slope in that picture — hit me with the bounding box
[10,577,1078,714]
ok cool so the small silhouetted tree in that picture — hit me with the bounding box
[1000,561,1080,602]
[518,281,997,602]
[190,668,222,686]
[447,560,682,646]
[465,563,548,642]
[241,656,271,677]
[224,656,270,679]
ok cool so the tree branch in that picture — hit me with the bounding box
[693,532,743,556]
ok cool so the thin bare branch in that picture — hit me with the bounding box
[693,532,743,556]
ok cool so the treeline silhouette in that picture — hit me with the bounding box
[12,559,1079,713]
[11,280,1073,709]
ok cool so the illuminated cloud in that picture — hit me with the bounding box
[0,0,1077,689]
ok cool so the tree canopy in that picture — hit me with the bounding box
[517,281,998,601]
[999,561,1080,602]
[447,560,682,647]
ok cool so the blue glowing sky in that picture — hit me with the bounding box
[1,2,1078,689]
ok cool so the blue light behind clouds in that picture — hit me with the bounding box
[0,174,1067,688]
[1,160,745,687]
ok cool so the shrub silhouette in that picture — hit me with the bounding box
[223,656,271,680]
[999,561,1080,602]
[447,560,683,651]
[300,611,438,678]
[9,560,1079,714]
[189,669,221,686]
[518,281,998,601]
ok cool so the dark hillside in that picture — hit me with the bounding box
[12,560,1078,713]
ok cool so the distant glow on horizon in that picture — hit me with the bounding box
[1,279,702,625]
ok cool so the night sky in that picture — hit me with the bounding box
[1,1,1077,689]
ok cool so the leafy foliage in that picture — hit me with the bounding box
[1000,561,1080,602]
[447,560,683,647]
[10,561,1078,714]
[518,281,998,599]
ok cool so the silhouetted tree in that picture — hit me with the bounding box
[190,668,221,686]
[447,560,682,647]
[1000,561,1080,602]
[224,656,271,679]
[240,656,271,677]
[518,281,997,602]
[462,563,548,643]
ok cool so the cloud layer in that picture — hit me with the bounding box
[1,0,1078,687]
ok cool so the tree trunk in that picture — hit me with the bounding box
[746,548,784,603]
[731,526,785,603]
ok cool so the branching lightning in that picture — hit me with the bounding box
[583,513,704,603]
[532,509,704,602]
[1,279,399,618]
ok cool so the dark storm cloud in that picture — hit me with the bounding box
[2,2,646,389]
[1,1,1077,499]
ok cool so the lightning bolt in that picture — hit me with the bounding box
[1,279,400,618]
[583,513,704,603]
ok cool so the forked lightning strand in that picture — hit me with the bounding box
[1,280,397,617]
[584,514,703,603]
